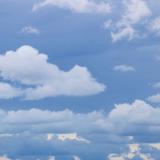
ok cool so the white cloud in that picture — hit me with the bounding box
[0,45,105,100]
[111,26,136,42]
[121,0,151,25]
[106,0,152,42]
[147,94,160,103]
[150,17,160,34]
[0,100,160,140]
[108,154,125,160]
[33,0,111,14]
[20,26,39,35]
[73,155,81,160]
[106,100,160,136]
[108,144,154,160]
[0,156,11,160]
[46,133,90,143]
[0,82,22,99]
[48,156,56,160]
[113,65,135,72]
[57,133,90,143]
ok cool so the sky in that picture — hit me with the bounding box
[0,0,160,159]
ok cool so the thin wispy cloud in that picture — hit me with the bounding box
[32,0,111,14]
[113,65,135,72]
[20,26,39,35]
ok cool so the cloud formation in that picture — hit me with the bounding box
[33,0,111,14]
[0,100,160,141]
[0,100,160,159]
[113,65,135,72]
[0,45,105,100]
[147,93,160,103]
[20,26,39,35]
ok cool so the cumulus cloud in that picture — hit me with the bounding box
[0,45,105,100]
[0,83,22,99]
[0,100,160,158]
[32,0,111,14]
[20,26,39,35]
[113,65,135,72]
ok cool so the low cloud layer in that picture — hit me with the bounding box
[0,100,160,159]
[0,100,160,142]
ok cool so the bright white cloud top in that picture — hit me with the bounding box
[0,45,105,100]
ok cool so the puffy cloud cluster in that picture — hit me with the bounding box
[0,45,105,100]
[33,0,111,14]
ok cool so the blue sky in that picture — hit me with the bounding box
[0,0,160,160]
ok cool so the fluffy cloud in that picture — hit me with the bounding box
[46,133,90,144]
[121,0,151,25]
[113,65,135,72]
[0,100,160,158]
[32,0,111,14]
[147,94,160,103]
[20,26,39,35]
[111,0,151,42]
[0,45,105,100]
[0,83,22,99]
[0,100,160,141]
[107,100,160,137]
